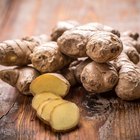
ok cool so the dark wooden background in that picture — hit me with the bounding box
[0,0,140,140]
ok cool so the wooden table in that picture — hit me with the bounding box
[0,0,140,140]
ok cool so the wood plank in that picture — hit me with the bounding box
[0,81,18,118]
[1,88,140,140]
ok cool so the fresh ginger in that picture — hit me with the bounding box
[30,73,70,97]
[0,66,39,95]
[32,92,61,110]
[86,31,123,63]
[37,100,52,121]
[121,32,140,64]
[62,58,119,94]
[38,99,67,124]
[32,92,80,132]
[115,53,140,100]
[57,23,123,62]
[81,61,118,93]
[50,102,79,132]
[0,35,49,66]
[51,20,79,41]
[61,58,91,86]
[1,20,140,134]
[30,41,73,73]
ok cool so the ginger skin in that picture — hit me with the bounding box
[30,41,73,73]
[62,58,118,94]
[57,23,123,62]
[115,53,140,100]
[0,66,39,95]
[81,61,118,93]
[51,20,79,41]
[61,58,91,86]
[121,32,140,64]
[0,35,49,66]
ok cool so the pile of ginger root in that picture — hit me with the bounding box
[0,20,140,132]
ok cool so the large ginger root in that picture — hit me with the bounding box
[30,73,70,97]
[51,20,79,41]
[30,41,73,73]
[81,61,118,93]
[0,66,39,95]
[86,31,123,63]
[0,35,49,66]
[121,32,140,64]
[115,53,140,100]
[57,23,123,62]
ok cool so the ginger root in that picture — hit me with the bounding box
[0,66,39,95]
[30,73,70,97]
[30,41,73,73]
[115,53,140,100]
[81,61,118,93]
[51,20,79,41]
[61,58,91,86]
[121,32,140,64]
[57,23,123,62]
[86,31,123,63]
[0,35,49,66]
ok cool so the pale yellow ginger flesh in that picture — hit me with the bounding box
[30,73,70,97]
[37,100,52,117]
[50,102,80,132]
[40,99,67,123]
[32,92,61,110]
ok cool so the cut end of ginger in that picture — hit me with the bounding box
[37,100,52,117]
[30,73,70,97]
[32,92,61,110]
[50,102,80,132]
[40,99,67,123]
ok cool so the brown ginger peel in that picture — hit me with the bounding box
[0,35,49,66]
[81,61,118,93]
[30,41,73,73]
[51,20,79,41]
[0,66,39,95]
[58,23,123,62]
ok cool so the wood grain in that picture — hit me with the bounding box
[0,0,140,140]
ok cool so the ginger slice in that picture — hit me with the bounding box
[30,73,70,97]
[37,100,51,117]
[32,92,61,110]
[50,102,80,132]
[40,99,66,123]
